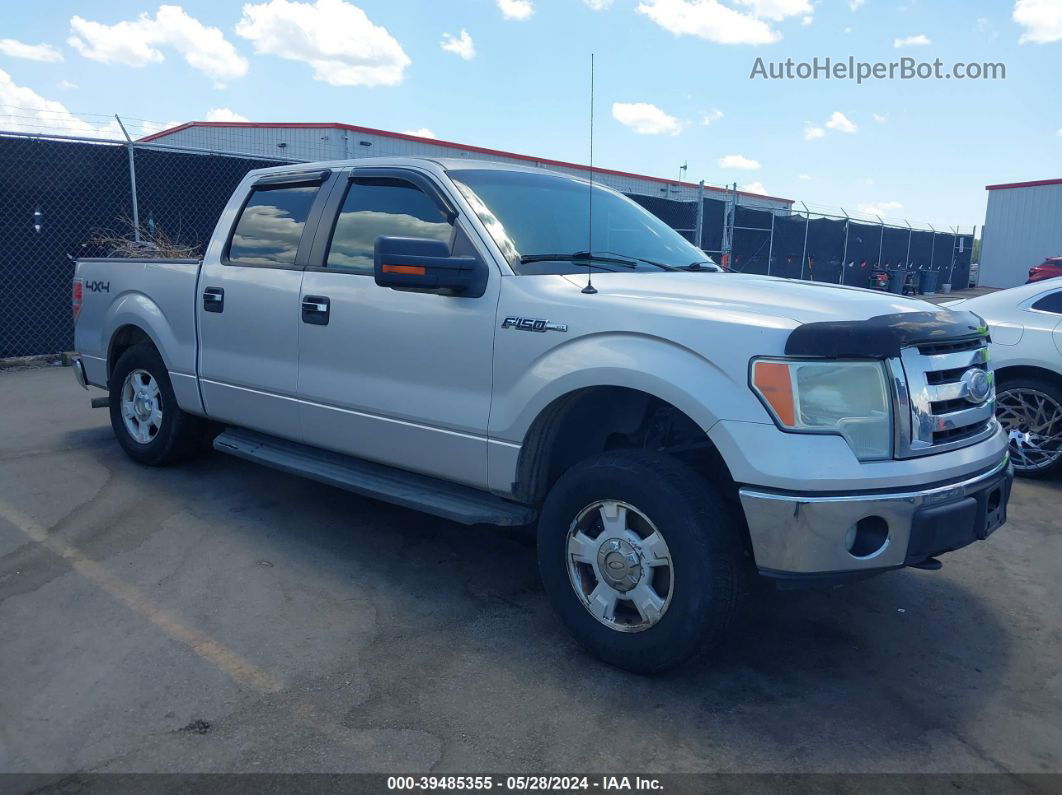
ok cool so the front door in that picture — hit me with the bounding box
[297,168,498,488]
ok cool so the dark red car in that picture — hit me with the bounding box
[1027,256,1062,283]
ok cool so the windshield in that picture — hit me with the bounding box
[449,168,717,274]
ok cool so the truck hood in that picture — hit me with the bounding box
[561,271,940,325]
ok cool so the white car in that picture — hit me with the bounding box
[946,282,1062,476]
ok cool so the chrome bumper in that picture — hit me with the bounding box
[71,355,88,390]
[739,454,1013,577]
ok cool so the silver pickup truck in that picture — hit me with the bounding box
[72,157,1012,673]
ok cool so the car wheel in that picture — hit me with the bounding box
[537,449,742,674]
[109,343,208,466]
[995,376,1062,478]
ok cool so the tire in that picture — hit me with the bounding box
[109,343,208,466]
[995,376,1062,479]
[537,449,742,674]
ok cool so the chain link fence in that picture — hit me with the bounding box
[0,132,292,357]
[0,130,976,358]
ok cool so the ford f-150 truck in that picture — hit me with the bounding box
[71,157,1013,673]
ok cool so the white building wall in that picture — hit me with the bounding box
[980,182,1062,288]
[147,124,793,211]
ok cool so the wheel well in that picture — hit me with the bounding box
[994,364,1062,390]
[108,325,154,378]
[514,386,736,506]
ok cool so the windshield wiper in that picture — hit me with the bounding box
[591,251,680,271]
[519,251,637,268]
[678,261,721,272]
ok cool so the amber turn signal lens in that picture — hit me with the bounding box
[751,360,795,426]
[382,264,426,275]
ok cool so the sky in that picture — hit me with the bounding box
[0,0,1059,230]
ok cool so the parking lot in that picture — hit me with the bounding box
[1,364,1060,776]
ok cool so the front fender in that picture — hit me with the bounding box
[489,331,770,443]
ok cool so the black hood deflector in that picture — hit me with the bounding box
[784,310,989,359]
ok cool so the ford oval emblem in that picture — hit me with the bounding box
[961,369,992,404]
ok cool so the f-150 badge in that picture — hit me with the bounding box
[501,316,568,333]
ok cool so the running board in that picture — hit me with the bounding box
[213,427,536,527]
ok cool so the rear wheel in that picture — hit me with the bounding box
[995,376,1062,478]
[537,450,741,674]
[109,343,208,466]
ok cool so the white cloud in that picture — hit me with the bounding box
[612,102,684,135]
[235,0,410,86]
[1057,128,1062,137]
[1014,0,1062,43]
[57,80,78,90]
[205,107,249,122]
[497,0,534,20]
[401,128,436,138]
[894,34,931,47]
[440,29,475,60]
[742,181,769,195]
[735,0,812,22]
[859,200,903,217]
[718,153,761,170]
[584,0,615,8]
[635,0,803,46]
[797,173,811,180]
[848,0,865,10]
[872,112,887,123]
[802,15,813,25]
[803,122,825,140]
[0,68,119,138]
[825,110,858,133]
[68,5,248,87]
[0,39,64,62]
[701,108,724,125]
[862,177,876,186]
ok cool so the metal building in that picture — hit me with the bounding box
[980,178,1062,288]
[139,121,793,211]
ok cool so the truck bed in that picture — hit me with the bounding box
[73,257,203,402]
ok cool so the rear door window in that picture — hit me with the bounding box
[228,184,320,266]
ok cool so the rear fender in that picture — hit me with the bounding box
[102,291,204,414]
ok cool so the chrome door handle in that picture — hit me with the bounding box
[301,295,330,326]
[203,287,224,313]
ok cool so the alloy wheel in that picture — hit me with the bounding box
[996,387,1062,472]
[565,499,674,633]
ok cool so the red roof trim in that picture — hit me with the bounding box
[138,121,795,205]
[985,177,1062,191]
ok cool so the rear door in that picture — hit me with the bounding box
[296,166,499,488]
[197,169,336,440]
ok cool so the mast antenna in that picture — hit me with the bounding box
[582,53,597,295]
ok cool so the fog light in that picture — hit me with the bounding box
[845,516,889,558]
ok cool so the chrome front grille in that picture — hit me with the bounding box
[890,336,998,458]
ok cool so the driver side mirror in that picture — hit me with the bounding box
[374,236,486,297]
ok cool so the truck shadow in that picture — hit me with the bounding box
[68,438,1017,771]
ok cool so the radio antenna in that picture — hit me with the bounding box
[582,52,597,295]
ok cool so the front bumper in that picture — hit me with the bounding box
[739,454,1013,579]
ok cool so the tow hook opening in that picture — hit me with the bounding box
[845,516,890,559]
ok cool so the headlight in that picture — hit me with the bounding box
[750,358,893,461]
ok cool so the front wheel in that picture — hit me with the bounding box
[537,450,742,674]
[995,376,1062,478]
